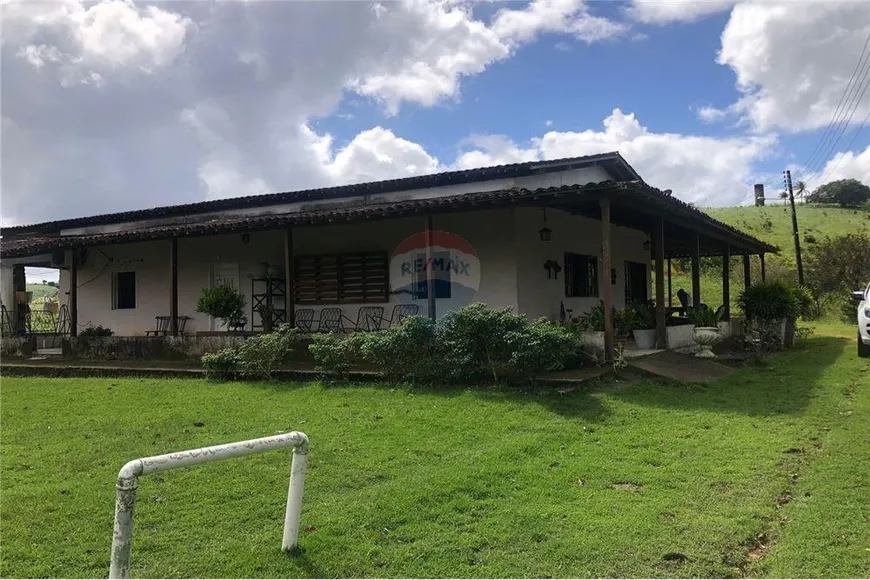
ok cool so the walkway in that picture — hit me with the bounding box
[628,350,735,382]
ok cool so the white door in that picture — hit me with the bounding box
[210,262,240,331]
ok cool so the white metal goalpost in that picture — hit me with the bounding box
[109,432,309,579]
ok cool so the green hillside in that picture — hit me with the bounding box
[26,283,59,303]
[704,204,870,262]
[658,204,869,315]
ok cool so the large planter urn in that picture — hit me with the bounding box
[580,330,605,350]
[632,328,657,350]
[692,326,722,358]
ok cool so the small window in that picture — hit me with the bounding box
[565,253,598,298]
[113,272,136,310]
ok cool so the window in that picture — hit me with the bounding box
[414,251,452,300]
[564,253,598,298]
[113,272,136,310]
[295,252,388,304]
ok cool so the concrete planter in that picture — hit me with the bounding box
[692,326,722,358]
[632,328,657,350]
[666,324,696,352]
[580,331,605,351]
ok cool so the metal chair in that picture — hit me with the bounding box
[295,309,315,332]
[317,308,344,332]
[345,306,384,332]
[381,304,419,328]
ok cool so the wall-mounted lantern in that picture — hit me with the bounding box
[241,233,251,244]
[643,237,651,251]
[538,208,552,242]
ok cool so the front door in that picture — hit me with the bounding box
[210,262,240,331]
[624,261,648,305]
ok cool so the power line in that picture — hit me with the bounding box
[797,30,870,178]
[814,105,870,186]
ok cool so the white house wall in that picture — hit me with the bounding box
[60,166,612,236]
[514,207,651,321]
[61,209,520,335]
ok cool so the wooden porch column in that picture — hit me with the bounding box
[760,253,767,282]
[426,215,436,322]
[667,258,672,307]
[743,253,752,290]
[12,264,25,333]
[284,227,296,328]
[691,231,701,307]
[721,245,730,321]
[69,250,78,338]
[170,237,178,336]
[600,198,613,360]
[653,217,667,349]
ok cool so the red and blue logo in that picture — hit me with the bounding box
[390,230,480,316]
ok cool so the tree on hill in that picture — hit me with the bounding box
[805,178,870,208]
[805,233,870,295]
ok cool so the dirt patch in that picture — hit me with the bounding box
[609,481,644,492]
[776,491,792,508]
[740,532,772,576]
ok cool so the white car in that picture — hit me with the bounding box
[856,282,870,358]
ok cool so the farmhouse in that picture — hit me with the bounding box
[0,152,776,353]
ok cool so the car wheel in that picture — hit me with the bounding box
[859,332,870,358]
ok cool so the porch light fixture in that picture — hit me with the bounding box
[241,233,251,244]
[538,208,552,242]
[643,236,651,251]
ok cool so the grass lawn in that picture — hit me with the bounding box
[1,323,868,578]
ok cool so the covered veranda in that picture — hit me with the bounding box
[0,180,777,357]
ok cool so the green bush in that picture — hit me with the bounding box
[201,324,301,381]
[737,282,801,323]
[309,303,589,385]
[686,305,723,327]
[196,284,245,328]
[80,325,113,337]
[357,316,440,381]
[202,348,241,381]
[575,301,628,336]
[622,300,656,332]
[309,331,367,376]
[792,284,818,320]
[437,303,530,383]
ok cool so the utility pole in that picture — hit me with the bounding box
[784,170,804,285]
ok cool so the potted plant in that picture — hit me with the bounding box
[686,306,724,358]
[624,300,657,349]
[196,283,246,332]
[737,282,801,350]
[574,301,626,350]
[257,302,275,333]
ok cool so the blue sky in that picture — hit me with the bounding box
[3,0,870,283]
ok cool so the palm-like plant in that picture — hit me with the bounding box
[795,180,808,201]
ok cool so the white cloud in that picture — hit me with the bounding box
[809,144,870,187]
[2,0,633,227]
[319,126,441,185]
[5,0,191,85]
[717,2,870,133]
[350,0,626,115]
[696,105,728,124]
[627,0,737,24]
[456,109,778,206]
